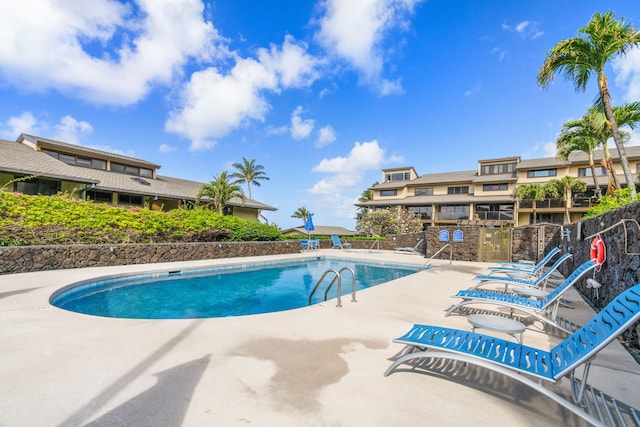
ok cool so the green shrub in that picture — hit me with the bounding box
[0,192,283,246]
[583,188,640,218]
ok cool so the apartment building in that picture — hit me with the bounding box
[0,134,276,220]
[356,147,640,227]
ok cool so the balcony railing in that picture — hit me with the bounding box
[519,198,564,209]
[473,211,514,221]
[434,212,469,221]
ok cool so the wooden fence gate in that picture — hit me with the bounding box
[479,227,511,262]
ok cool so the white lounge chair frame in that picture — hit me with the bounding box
[385,284,640,427]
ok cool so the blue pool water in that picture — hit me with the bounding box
[51,257,425,319]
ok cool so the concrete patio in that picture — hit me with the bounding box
[1,250,638,426]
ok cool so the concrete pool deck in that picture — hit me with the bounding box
[1,250,638,426]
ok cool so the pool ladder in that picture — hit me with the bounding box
[308,267,357,307]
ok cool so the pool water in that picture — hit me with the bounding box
[51,257,425,319]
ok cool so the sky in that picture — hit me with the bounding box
[1,1,640,231]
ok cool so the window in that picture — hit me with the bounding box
[385,172,410,182]
[408,205,432,219]
[111,163,126,173]
[578,167,607,177]
[111,162,153,177]
[437,205,469,220]
[480,163,516,175]
[139,168,153,178]
[15,177,61,195]
[482,183,508,191]
[527,169,557,178]
[41,149,107,170]
[414,187,433,196]
[87,191,112,203]
[118,194,143,205]
[380,189,397,196]
[533,213,563,225]
[447,186,469,195]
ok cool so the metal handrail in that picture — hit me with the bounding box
[424,243,453,266]
[308,267,357,307]
[369,240,381,252]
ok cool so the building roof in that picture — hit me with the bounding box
[281,225,359,236]
[0,137,276,211]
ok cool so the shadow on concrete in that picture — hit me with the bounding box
[57,319,204,427]
[0,288,40,300]
[85,355,210,427]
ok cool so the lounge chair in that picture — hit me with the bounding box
[384,284,640,427]
[487,246,561,277]
[331,235,351,249]
[445,260,597,333]
[470,253,572,292]
[394,239,424,254]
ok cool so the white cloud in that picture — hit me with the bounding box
[316,125,336,147]
[3,111,39,137]
[53,115,93,144]
[315,0,421,95]
[522,139,556,159]
[502,20,544,40]
[308,139,386,220]
[613,47,640,102]
[0,0,218,106]
[290,106,315,140]
[158,143,177,153]
[166,36,320,150]
[165,58,278,150]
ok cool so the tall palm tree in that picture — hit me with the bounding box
[547,176,587,224]
[357,182,378,215]
[556,120,602,198]
[230,158,269,200]
[514,183,555,224]
[291,207,311,224]
[197,171,244,215]
[538,11,640,196]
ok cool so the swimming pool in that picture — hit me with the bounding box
[51,257,426,319]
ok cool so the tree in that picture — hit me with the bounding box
[546,176,587,224]
[196,171,244,215]
[514,183,555,224]
[538,11,640,196]
[230,157,269,200]
[555,120,602,198]
[291,207,311,224]
[357,182,378,216]
[356,207,422,236]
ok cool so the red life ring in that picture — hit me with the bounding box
[590,236,606,268]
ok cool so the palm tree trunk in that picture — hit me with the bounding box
[599,72,637,196]
[588,154,601,198]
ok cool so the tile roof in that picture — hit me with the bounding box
[0,138,276,211]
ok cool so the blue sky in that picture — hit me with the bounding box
[1,1,640,230]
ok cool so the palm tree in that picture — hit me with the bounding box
[291,207,312,224]
[514,183,555,224]
[230,158,269,200]
[556,120,602,198]
[547,176,587,224]
[357,182,378,215]
[538,11,640,196]
[196,171,244,215]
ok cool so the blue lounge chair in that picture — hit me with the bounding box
[487,246,561,277]
[394,239,424,254]
[331,235,351,249]
[445,260,597,333]
[384,284,640,427]
[471,253,572,292]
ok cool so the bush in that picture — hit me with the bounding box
[584,188,640,218]
[0,192,283,246]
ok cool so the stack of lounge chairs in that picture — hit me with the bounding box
[383,247,640,426]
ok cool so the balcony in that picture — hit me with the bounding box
[434,212,469,221]
[473,211,514,221]
[519,198,564,209]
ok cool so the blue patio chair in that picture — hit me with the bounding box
[384,283,640,427]
[300,240,310,250]
[487,246,561,277]
[445,260,597,333]
[331,235,351,249]
[471,253,572,292]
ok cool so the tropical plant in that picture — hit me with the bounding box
[584,187,640,218]
[230,157,269,200]
[291,206,312,224]
[538,11,640,196]
[357,182,378,215]
[196,171,244,215]
[514,183,557,224]
[546,176,588,223]
[356,207,422,236]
